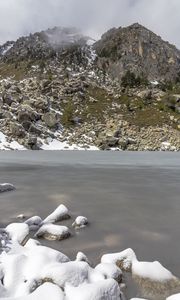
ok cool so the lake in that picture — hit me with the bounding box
[0,151,180,298]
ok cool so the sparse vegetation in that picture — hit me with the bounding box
[121,71,148,88]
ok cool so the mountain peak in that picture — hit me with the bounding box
[94,23,180,81]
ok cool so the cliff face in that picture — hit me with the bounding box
[94,23,180,82]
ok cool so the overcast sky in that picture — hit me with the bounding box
[0,0,180,48]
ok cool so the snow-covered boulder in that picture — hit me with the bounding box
[42,204,70,224]
[25,216,42,231]
[5,223,29,245]
[132,260,180,299]
[76,252,91,265]
[0,183,15,193]
[41,261,90,288]
[72,216,88,229]
[35,224,70,241]
[65,278,122,300]
[16,214,25,220]
[95,263,122,283]
[101,248,136,271]
[0,282,64,300]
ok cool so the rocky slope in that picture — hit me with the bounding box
[0,25,179,150]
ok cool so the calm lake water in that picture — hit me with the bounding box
[0,151,180,298]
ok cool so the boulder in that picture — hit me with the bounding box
[35,224,71,241]
[43,112,59,128]
[72,216,88,229]
[10,122,26,138]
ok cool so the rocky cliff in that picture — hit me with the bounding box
[94,23,180,82]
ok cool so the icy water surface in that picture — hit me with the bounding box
[0,151,180,299]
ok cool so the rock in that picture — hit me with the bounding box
[101,248,136,272]
[10,122,26,138]
[0,183,15,193]
[42,204,70,224]
[132,260,180,299]
[95,263,122,283]
[43,112,59,128]
[25,135,40,150]
[72,216,88,229]
[5,223,29,245]
[35,224,71,241]
[76,252,92,265]
[16,214,26,219]
[2,93,14,106]
[17,105,39,123]
[25,216,42,231]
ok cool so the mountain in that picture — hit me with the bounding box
[0,24,179,150]
[94,23,180,82]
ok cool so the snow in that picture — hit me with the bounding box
[76,252,91,265]
[1,43,14,56]
[72,216,88,228]
[0,132,26,150]
[5,223,29,244]
[0,282,64,300]
[101,248,137,271]
[95,263,122,282]
[65,278,121,300]
[150,80,159,85]
[161,141,176,151]
[0,129,99,151]
[0,204,178,300]
[167,294,180,300]
[42,204,70,224]
[40,137,98,150]
[41,261,90,288]
[35,224,70,240]
[0,183,15,193]
[132,260,175,282]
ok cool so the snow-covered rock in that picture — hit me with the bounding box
[41,261,90,288]
[35,224,70,241]
[101,248,136,271]
[76,252,91,265]
[0,282,64,300]
[42,204,70,224]
[0,183,15,193]
[16,214,25,220]
[132,260,180,299]
[65,278,122,300]
[72,216,88,229]
[25,216,42,231]
[5,223,29,245]
[161,142,176,151]
[132,260,176,282]
[95,263,122,283]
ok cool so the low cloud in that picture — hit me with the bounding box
[0,0,180,48]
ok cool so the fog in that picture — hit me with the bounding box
[0,0,180,48]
